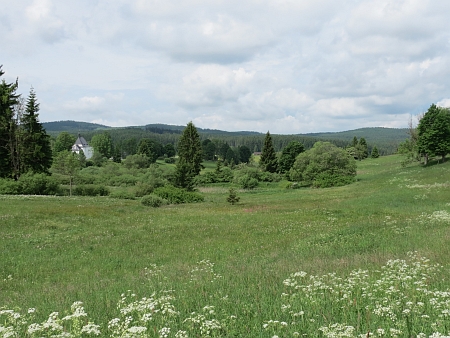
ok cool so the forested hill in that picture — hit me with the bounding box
[303,127,409,144]
[43,121,408,155]
[43,121,111,132]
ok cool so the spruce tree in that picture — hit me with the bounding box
[371,146,380,158]
[278,140,304,173]
[20,87,52,175]
[358,137,369,159]
[260,131,278,173]
[177,121,202,177]
[0,66,19,178]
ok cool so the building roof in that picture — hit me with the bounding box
[73,134,89,147]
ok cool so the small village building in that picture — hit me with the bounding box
[72,134,94,159]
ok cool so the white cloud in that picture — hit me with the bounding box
[1,0,450,133]
[437,99,450,108]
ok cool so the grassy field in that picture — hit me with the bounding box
[1,155,450,337]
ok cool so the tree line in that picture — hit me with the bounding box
[0,66,52,180]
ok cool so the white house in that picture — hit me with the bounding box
[72,134,94,159]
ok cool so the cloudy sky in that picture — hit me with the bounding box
[1,0,450,134]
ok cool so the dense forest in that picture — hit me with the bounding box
[43,120,406,155]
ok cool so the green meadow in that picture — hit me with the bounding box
[1,155,450,337]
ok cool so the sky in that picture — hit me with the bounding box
[1,0,450,134]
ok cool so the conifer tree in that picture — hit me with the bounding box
[278,140,304,173]
[371,146,380,158]
[260,131,278,173]
[0,66,19,178]
[177,121,202,177]
[20,87,52,174]
[358,137,369,159]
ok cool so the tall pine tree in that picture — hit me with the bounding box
[0,66,20,178]
[260,131,278,173]
[20,87,52,174]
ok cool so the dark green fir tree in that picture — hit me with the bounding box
[260,131,278,173]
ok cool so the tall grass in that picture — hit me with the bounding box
[1,155,450,336]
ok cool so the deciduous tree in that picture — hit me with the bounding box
[90,132,113,159]
[417,104,450,164]
[290,141,357,187]
[53,131,76,153]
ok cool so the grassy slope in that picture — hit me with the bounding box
[1,155,450,334]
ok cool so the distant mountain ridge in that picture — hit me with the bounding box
[43,120,407,139]
[42,120,111,132]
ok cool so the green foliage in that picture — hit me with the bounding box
[19,88,53,175]
[0,66,19,179]
[2,155,450,336]
[238,145,252,163]
[417,104,450,163]
[227,188,240,205]
[260,131,278,173]
[51,150,82,195]
[177,122,203,177]
[238,174,259,189]
[278,140,305,174]
[90,132,113,159]
[153,185,204,204]
[141,194,167,207]
[53,132,76,153]
[122,153,150,169]
[371,146,380,158]
[73,184,109,196]
[164,157,176,164]
[194,166,234,185]
[173,158,195,191]
[0,173,60,195]
[137,138,159,163]
[109,189,136,200]
[202,139,216,160]
[290,141,357,187]
[163,143,176,158]
[106,174,138,187]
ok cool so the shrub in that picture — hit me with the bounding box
[0,173,61,195]
[238,175,259,190]
[0,179,20,194]
[153,185,204,204]
[109,190,136,200]
[289,141,357,187]
[141,194,167,207]
[73,184,109,196]
[164,157,176,164]
[123,154,150,169]
[18,173,60,195]
[259,171,282,182]
[134,182,155,197]
[107,174,138,187]
[216,166,234,182]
